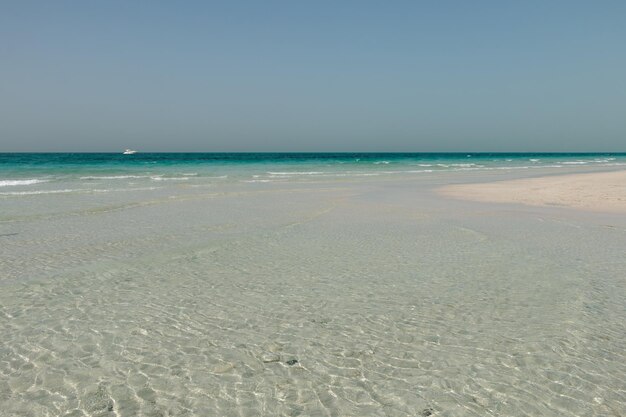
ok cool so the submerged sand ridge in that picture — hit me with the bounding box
[1,168,626,416]
[439,170,626,213]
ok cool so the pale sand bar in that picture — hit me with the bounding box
[440,169,626,213]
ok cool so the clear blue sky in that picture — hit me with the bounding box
[1,1,625,152]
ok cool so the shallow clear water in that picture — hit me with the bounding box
[1,154,625,416]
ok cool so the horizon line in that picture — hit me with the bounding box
[1,151,626,154]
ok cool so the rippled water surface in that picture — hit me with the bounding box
[1,154,625,416]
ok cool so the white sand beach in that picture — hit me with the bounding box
[439,170,626,213]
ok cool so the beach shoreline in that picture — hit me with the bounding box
[2,156,626,416]
[439,169,626,213]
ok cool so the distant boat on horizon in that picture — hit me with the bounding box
[123,149,137,155]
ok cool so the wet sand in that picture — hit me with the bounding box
[439,170,626,213]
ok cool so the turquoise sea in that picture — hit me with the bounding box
[1,152,625,416]
[2,153,625,192]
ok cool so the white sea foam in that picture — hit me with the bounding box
[266,169,438,179]
[0,186,159,196]
[268,171,327,175]
[374,161,390,164]
[266,171,326,175]
[91,187,159,192]
[150,177,190,181]
[380,170,433,174]
[489,165,562,170]
[0,189,76,196]
[0,179,48,187]
[317,172,380,177]
[80,175,152,180]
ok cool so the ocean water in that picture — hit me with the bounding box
[1,153,625,416]
[2,153,626,189]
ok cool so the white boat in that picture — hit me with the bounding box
[123,149,137,155]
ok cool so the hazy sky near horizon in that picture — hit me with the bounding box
[1,1,625,152]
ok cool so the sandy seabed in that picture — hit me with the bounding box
[1,168,625,416]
